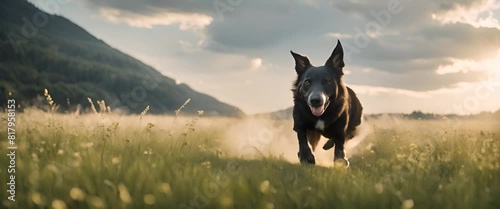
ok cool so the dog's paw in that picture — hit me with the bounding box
[334,158,350,168]
[298,147,316,165]
[322,140,335,150]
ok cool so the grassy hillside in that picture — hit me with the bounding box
[1,109,499,209]
[0,0,244,116]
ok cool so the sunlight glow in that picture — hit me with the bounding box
[436,49,500,79]
[99,7,213,30]
[250,58,263,70]
[495,49,500,82]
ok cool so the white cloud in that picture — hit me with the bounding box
[250,58,263,70]
[362,68,374,73]
[351,82,479,99]
[178,40,201,54]
[351,85,431,98]
[436,48,500,75]
[325,32,353,39]
[432,0,500,29]
[99,7,213,30]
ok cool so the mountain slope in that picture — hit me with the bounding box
[0,0,244,116]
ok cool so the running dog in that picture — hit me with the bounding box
[290,40,363,166]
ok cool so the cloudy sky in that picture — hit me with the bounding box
[30,0,500,114]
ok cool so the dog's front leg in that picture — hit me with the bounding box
[297,129,315,164]
[333,133,349,167]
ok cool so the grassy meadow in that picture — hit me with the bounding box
[1,108,500,209]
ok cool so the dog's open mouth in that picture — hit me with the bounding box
[309,105,326,116]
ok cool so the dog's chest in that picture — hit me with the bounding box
[315,120,325,131]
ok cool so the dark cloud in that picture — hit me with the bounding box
[82,0,214,15]
[341,23,500,71]
[329,0,489,27]
[80,0,350,52]
[435,0,489,11]
[203,3,334,52]
[80,0,500,58]
[79,0,500,92]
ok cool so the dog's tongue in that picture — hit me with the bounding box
[310,105,325,116]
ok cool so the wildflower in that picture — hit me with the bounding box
[51,199,67,209]
[70,187,86,201]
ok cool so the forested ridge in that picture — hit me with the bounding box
[0,0,244,116]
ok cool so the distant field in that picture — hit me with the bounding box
[1,109,499,209]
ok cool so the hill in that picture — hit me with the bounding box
[0,0,244,116]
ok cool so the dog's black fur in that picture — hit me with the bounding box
[291,40,363,166]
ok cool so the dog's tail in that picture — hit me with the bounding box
[307,130,322,151]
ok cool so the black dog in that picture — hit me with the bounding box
[291,40,363,166]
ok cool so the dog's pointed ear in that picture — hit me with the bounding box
[325,40,345,74]
[291,51,311,75]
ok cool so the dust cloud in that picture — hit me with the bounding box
[222,117,372,167]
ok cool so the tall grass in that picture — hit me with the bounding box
[0,107,499,209]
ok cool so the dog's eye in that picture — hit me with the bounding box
[326,79,333,84]
[304,79,311,85]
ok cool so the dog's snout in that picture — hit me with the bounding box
[309,95,324,107]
